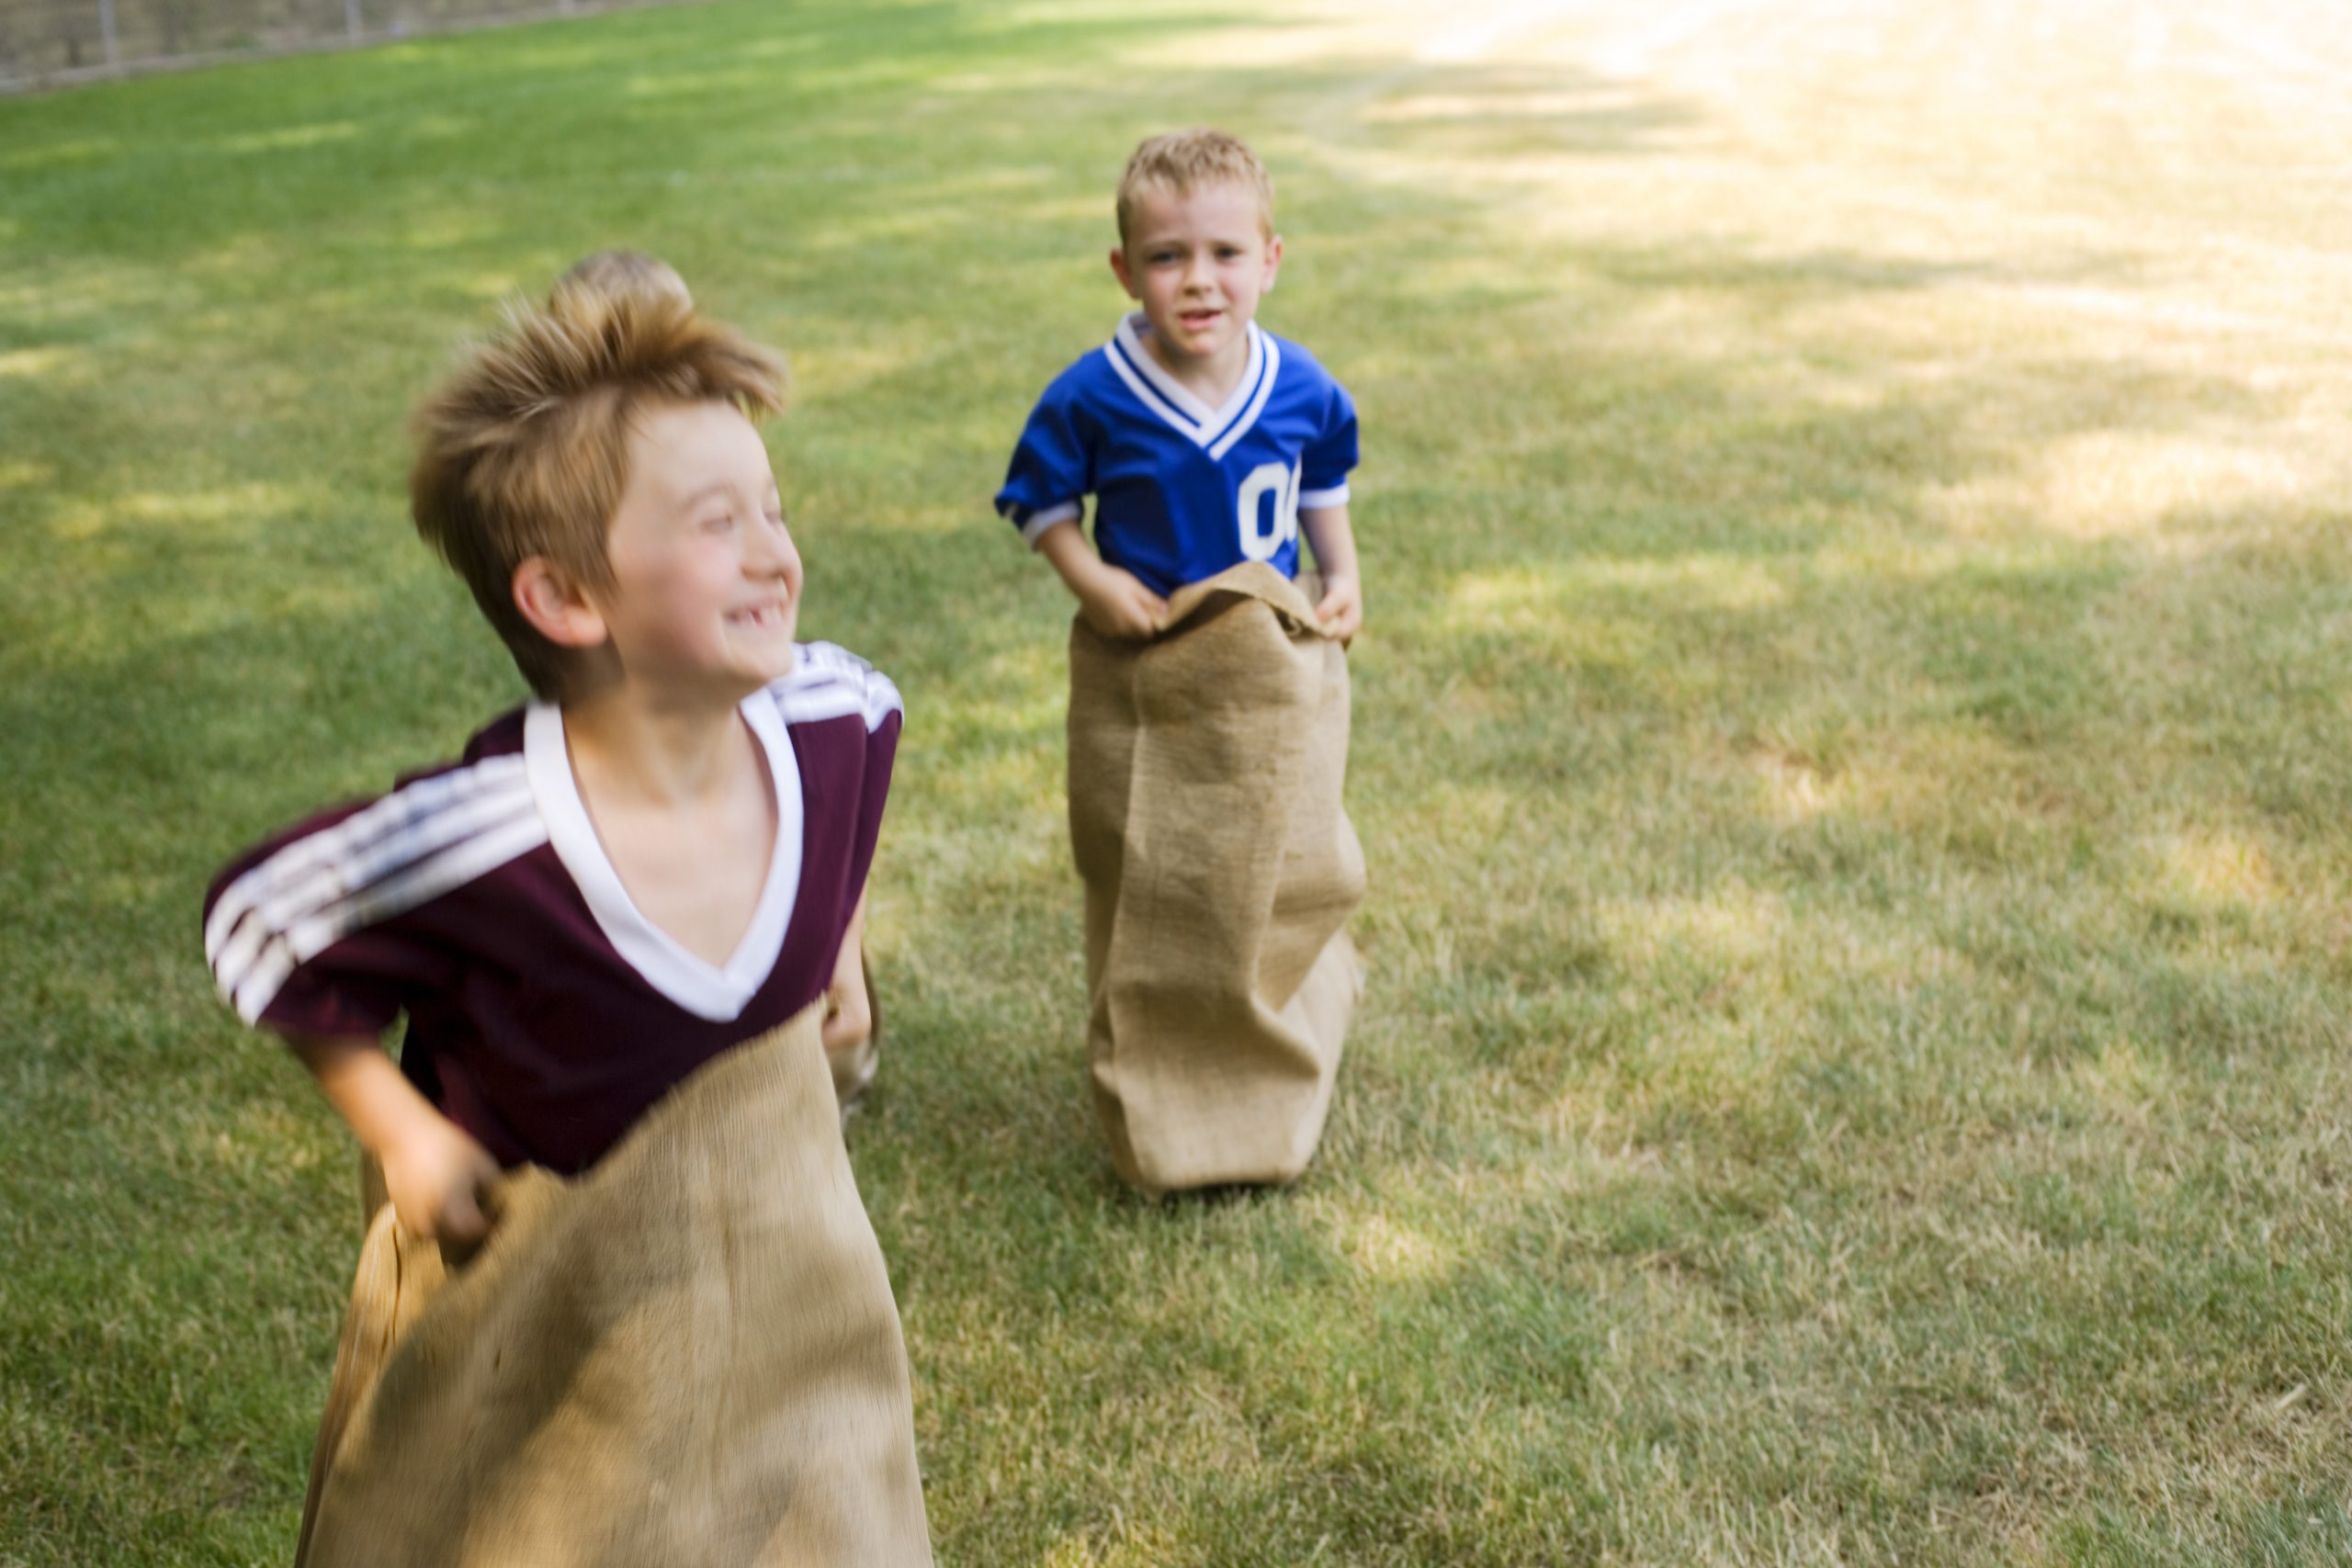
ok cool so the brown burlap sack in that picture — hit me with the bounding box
[1068,560,1367,1195]
[298,1004,932,1567]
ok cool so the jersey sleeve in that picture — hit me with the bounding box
[994,377,1092,545]
[772,641,902,927]
[201,801,463,1039]
[1299,377,1359,509]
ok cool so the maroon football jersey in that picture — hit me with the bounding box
[202,642,900,1173]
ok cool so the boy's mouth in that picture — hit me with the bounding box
[728,598,791,630]
[1177,308,1222,330]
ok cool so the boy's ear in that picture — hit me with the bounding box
[1108,245,1139,299]
[1261,232,1283,294]
[512,557,608,651]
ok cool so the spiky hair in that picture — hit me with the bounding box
[409,288,786,698]
[550,248,693,311]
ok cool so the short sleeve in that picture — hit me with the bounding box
[826,695,899,938]
[1299,378,1359,509]
[202,801,456,1038]
[769,641,902,943]
[847,705,899,916]
[994,379,1092,545]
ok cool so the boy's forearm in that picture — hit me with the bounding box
[288,1033,451,1157]
[1299,503,1358,583]
[832,887,869,988]
[1034,518,1169,639]
[1033,519,1106,600]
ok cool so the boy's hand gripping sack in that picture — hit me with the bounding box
[294,1004,932,1567]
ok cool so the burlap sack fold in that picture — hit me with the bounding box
[1069,561,1368,1195]
[297,1004,932,1568]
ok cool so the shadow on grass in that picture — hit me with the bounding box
[6,1,2352,1562]
[10,0,2327,1215]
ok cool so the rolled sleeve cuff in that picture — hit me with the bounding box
[1019,501,1081,547]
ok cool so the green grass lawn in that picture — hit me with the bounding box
[6,1,2351,1562]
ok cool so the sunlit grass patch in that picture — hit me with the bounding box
[6,0,2352,1562]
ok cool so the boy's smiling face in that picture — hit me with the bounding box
[594,399,802,698]
[1110,178,1283,390]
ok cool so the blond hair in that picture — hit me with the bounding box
[551,248,693,310]
[1115,128,1275,244]
[409,289,786,698]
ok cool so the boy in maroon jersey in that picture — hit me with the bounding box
[202,284,930,1562]
[537,245,886,1117]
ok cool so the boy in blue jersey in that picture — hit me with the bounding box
[996,129,1369,1193]
[999,129,1363,641]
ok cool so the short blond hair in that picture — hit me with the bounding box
[1115,128,1275,244]
[409,289,786,698]
[551,248,693,310]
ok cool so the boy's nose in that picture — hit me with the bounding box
[747,519,799,576]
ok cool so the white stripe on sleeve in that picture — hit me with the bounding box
[228,811,551,1024]
[204,756,530,964]
[771,643,903,732]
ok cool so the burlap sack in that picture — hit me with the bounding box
[298,1004,932,1568]
[1068,561,1367,1195]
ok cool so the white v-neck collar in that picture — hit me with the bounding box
[1105,312,1279,457]
[524,694,804,1022]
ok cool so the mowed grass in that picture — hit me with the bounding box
[6,1,2352,1562]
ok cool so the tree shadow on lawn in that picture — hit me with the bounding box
[1275,219,2352,1549]
[7,7,2352,1561]
[0,0,1259,268]
[778,199,2327,1223]
[1365,508,2350,1224]
[18,0,2324,1190]
[0,12,1731,1189]
[0,19,1703,341]
[1576,241,2158,310]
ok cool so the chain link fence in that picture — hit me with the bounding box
[0,0,684,91]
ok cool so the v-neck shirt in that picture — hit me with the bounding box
[202,642,901,1173]
[993,311,1359,597]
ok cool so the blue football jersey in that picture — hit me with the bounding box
[996,312,1359,597]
